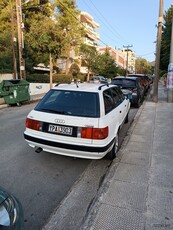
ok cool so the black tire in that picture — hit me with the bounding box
[135,98,141,108]
[125,112,129,123]
[106,133,119,160]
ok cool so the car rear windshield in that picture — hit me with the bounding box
[112,79,136,88]
[35,89,100,118]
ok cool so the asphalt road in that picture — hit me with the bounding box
[0,102,137,230]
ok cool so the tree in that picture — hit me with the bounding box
[160,7,173,73]
[22,0,52,32]
[80,44,99,80]
[97,50,118,78]
[135,58,153,74]
[0,0,16,73]
[0,30,13,72]
[53,0,84,74]
[80,45,120,79]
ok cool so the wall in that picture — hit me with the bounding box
[29,83,56,95]
[0,74,13,81]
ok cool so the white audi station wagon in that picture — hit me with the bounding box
[24,83,130,159]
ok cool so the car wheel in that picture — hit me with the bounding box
[135,98,141,108]
[107,133,119,160]
[125,112,129,123]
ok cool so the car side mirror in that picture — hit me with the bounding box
[122,90,132,100]
[127,93,132,100]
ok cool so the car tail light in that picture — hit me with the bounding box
[26,118,42,131]
[81,126,108,139]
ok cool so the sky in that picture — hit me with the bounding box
[76,0,172,62]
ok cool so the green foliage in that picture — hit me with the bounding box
[80,45,120,78]
[0,1,12,33]
[53,0,84,59]
[26,73,72,83]
[0,0,124,79]
[135,58,153,74]
[25,17,61,64]
[160,7,173,72]
[0,30,13,73]
[53,74,72,83]
[80,44,99,73]
[97,50,118,78]
[0,1,17,73]
[26,74,49,83]
[22,0,52,33]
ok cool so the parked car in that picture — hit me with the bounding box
[24,83,130,160]
[148,75,154,85]
[90,76,108,83]
[111,76,145,108]
[0,186,24,229]
[128,74,150,93]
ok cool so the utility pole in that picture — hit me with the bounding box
[123,45,133,76]
[153,0,164,102]
[11,5,17,79]
[16,0,25,80]
[49,53,53,89]
[167,3,173,102]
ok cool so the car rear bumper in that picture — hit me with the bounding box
[24,133,114,159]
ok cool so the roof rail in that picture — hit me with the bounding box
[98,83,109,90]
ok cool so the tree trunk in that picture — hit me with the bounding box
[49,53,53,89]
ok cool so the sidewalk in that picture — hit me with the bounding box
[81,83,173,230]
[0,93,45,109]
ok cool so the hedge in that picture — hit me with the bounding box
[26,73,87,83]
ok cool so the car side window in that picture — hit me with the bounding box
[103,89,114,114]
[113,87,125,104]
[110,87,121,106]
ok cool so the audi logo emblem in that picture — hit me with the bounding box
[54,119,65,124]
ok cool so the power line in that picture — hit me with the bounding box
[87,0,129,45]
[57,0,108,46]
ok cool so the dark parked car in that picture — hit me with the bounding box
[128,74,150,94]
[148,75,154,85]
[0,186,24,229]
[111,76,145,108]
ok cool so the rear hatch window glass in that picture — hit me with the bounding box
[112,79,136,88]
[35,89,100,118]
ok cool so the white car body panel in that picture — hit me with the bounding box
[24,83,130,159]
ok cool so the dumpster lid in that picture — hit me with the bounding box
[3,80,21,84]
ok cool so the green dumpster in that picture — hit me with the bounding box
[0,79,30,105]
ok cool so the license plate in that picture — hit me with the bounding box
[48,125,73,136]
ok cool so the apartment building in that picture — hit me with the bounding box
[122,49,136,73]
[57,11,100,75]
[80,11,99,47]
[79,11,100,74]
[98,46,126,69]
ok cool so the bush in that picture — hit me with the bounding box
[26,74,49,83]
[26,73,88,83]
[53,74,72,84]
[26,73,73,83]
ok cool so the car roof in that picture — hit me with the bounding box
[92,75,106,79]
[53,82,117,92]
[128,74,148,77]
[112,76,138,81]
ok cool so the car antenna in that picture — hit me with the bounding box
[74,79,79,88]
